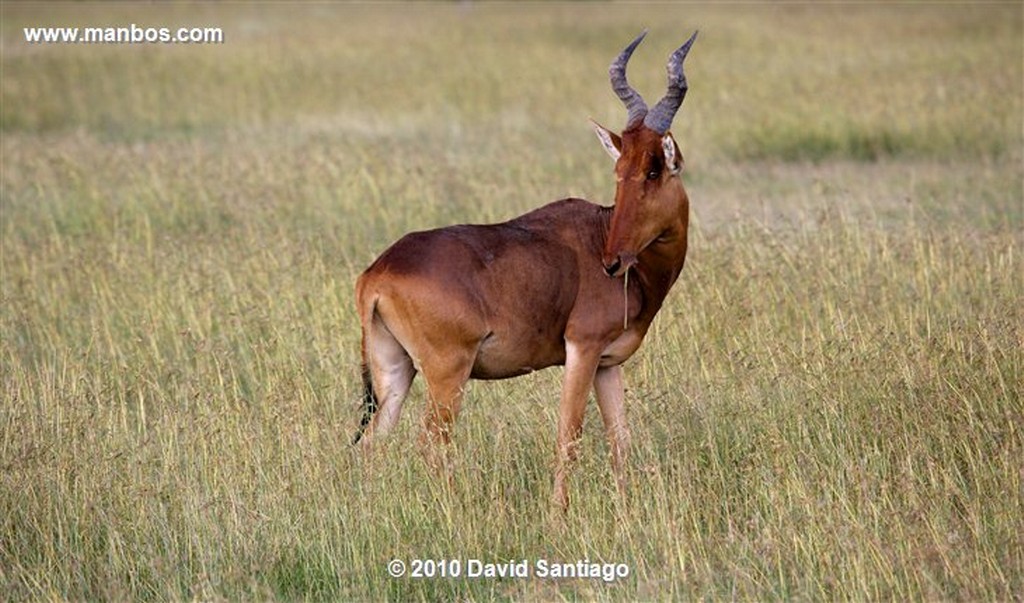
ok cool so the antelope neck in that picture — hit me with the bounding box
[626,201,688,324]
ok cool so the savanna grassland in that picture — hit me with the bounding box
[2,3,1021,601]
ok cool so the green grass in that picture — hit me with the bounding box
[2,3,1022,601]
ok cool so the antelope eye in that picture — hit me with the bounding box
[646,168,660,180]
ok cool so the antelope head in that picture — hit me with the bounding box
[592,30,698,277]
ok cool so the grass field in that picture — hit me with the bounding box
[2,3,1022,600]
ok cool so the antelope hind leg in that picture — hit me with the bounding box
[418,351,474,475]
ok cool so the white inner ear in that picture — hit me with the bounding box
[662,135,679,174]
[591,122,621,161]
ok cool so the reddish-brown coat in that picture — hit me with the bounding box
[353,32,696,510]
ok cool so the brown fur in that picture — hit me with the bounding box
[353,25,700,507]
[354,121,689,510]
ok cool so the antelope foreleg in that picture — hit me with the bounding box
[594,364,630,494]
[552,342,602,511]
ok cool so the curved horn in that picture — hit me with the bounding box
[644,30,699,134]
[609,30,649,128]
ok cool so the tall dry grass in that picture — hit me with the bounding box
[2,3,1021,600]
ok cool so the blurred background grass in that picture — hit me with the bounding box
[2,3,1021,600]
[3,4,1019,160]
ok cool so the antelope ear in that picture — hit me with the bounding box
[590,119,621,161]
[662,133,682,174]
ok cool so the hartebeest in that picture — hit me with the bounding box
[353,30,698,509]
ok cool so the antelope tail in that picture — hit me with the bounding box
[352,363,378,445]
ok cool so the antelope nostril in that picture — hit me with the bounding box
[604,258,621,277]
